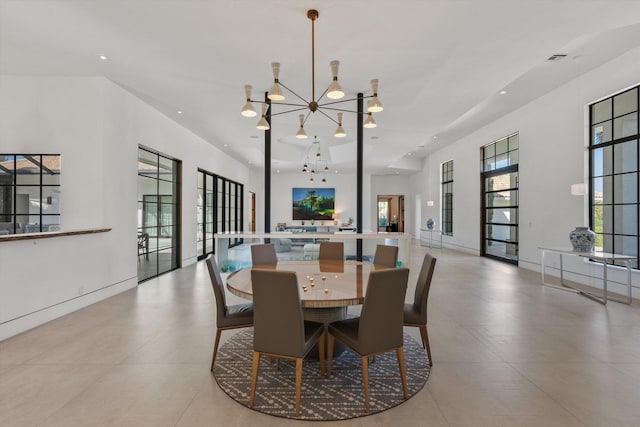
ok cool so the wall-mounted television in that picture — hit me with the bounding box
[292,188,335,220]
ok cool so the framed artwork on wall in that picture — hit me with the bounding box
[292,188,335,220]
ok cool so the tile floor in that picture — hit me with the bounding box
[1,243,640,426]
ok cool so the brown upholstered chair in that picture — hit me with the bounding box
[318,241,344,261]
[206,255,254,371]
[249,269,325,416]
[327,268,410,412]
[403,253,437,366]
[250,243,278,265]
[373,244,398,268]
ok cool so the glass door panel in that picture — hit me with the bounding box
[138,147,181,282]
[482,167,518,264]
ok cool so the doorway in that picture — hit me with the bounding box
[137,147,182,282]
[377,195,404,232]
[482,166,519,264]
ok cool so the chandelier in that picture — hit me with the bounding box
[302,136,329,183]
[240,9,382,138]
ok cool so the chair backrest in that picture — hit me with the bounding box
[251,269,306,357]
[319,241,344,261]
[137,233,148,248]
[358,268,409,354]
[373,244,398,268]
[206,255,228,325]
[412,253,437,322]
[251,243,278,265]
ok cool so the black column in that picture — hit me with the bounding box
[357,93,363,261]
[264,93,271,233]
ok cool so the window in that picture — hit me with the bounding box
[441,160,453,236]
[197,169,243,260]
[378,199,389,228]
[481,134,519,264]
[589,86,639,266]
[0,154,61,234]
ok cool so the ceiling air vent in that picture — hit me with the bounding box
[547,54,567,62]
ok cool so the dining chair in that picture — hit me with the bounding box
[327,267,410,413]
[250,243,278,265]
[403,253,437,366]
[318,241,344,261]
[372,244,398,268]
[206,255,254,371]
[249,269,325,416]
[137,232,149,262]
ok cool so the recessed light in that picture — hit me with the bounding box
[98,54,109,61]
[433,136,437,140]
[407,152,412,156]
[276,170,280,173]
[499,90,507,95]
[334,170,339,174]
[223,144,228,147]
[177,110,183,114]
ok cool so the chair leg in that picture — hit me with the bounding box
[318,332,326,376]
[327,334,334,376]
[210,329,222,372]
[396,347,409,399]
[361,355,370,413]
[419,325,433,367]
[249,352,261,408]
[295,358,303,417]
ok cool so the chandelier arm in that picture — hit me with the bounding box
[316,108,339,125]
[279,82,311,105]
[269,101,308,108]
[319,106,370,116]
[318,95,373,107]
[302,110,312,125]
[249,99,310,108]
[268,106,309,117]
[316,86,330,104]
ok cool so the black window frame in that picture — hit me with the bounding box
[197,168,244,260]
[0,154,61,234]
[137,146,182,282]
[441,160,453,236]
[588,85,639,267]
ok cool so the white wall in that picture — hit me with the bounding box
[417,46,640,296]
[0,76,252,339]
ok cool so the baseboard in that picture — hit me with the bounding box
[0,276,138,341]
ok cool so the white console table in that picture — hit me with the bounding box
[539,247,635,305]
[420,228,442,249]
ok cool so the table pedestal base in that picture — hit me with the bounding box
[304,306,349,358]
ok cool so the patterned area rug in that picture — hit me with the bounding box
[213,329,431,420]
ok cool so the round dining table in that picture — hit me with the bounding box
[226,260,392,323]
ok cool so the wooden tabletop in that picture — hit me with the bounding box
[225,260,392,308]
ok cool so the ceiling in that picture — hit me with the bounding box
[2,0,640,175]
